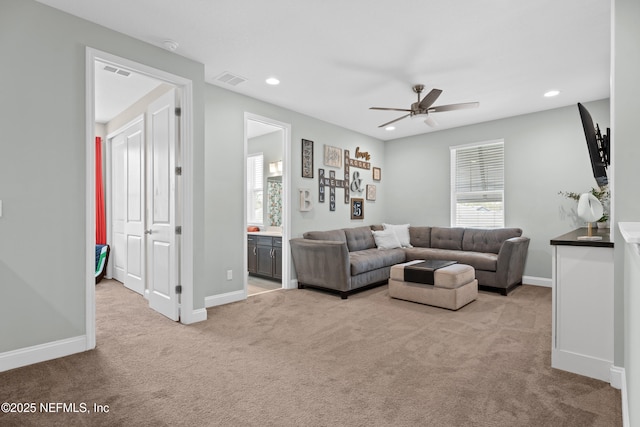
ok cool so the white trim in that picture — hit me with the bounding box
[244,113,293,291]
[0,336,86,372]
[85,51,97,350]
[610,365,624,389]
[86,47,203,352]
[610,366,629,427]
[522,276,552,287]
[184,308,208,324]
[619,368,630,427]
[551,348,613,383]
[205,290,246,308]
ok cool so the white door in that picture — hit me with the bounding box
[111,132,126,283]
[146,89,179,321]
[110,118,145,295]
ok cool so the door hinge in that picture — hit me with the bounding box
[175,225,182,235]
[175,285,182,294]
[175,107,181,117]
[175,166,182,176]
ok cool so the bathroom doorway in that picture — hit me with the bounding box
[244,114,291,296]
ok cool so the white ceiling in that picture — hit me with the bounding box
[94,61,162,123]
[38,0,611,140]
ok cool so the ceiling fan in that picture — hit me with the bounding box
[370,84,479,128]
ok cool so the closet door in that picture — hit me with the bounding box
[146,89,179,321]
[110,117,145,295]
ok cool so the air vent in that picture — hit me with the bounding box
[215,71,247,86]
[103,65,131,77]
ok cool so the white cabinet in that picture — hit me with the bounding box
[551,228,614,383]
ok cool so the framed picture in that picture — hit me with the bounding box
[372,167,381,181]
[301,139,314,178]
[324,145,342,168]
[366,184,376,201]
[351,198,364,220]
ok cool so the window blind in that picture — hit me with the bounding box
[451,141,504,228]
[247,153,264,224]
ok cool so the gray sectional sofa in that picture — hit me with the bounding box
[290,225,529,299]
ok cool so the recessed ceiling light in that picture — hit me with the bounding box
[266,77,280,85]
[385,126,395,131]
[544,90,560,97]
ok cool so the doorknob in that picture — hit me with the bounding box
[145,229,153,235]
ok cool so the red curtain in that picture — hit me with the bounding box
[95,136,106,245]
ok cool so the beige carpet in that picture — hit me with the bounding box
[0,280,621,426]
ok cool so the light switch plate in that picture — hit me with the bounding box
[0,200,3,217]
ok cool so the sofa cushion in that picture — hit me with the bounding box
[404,247,498,272]
[303,229,347,244]
[383,223,412,247]
[349,248,406,276]
[344,226,377,252]
[372,229,402,249]
[462,228,522,254]
[431,227,465,250]
[409,226,431,248]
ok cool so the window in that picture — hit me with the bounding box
[450,140,504,228]
[247,153,264,225]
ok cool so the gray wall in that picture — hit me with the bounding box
[613,0,640,421]
[383,100,610,280]
[204,84,385,296]
[0,0,205,352]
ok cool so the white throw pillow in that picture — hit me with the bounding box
[372,229,402,250]
[382,223,412,247]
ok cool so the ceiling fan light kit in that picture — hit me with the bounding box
[370,84,479,128]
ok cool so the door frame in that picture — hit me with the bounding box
[85,47,199,350]
[244,113,292,293]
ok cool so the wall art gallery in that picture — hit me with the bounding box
[301,139,381,218]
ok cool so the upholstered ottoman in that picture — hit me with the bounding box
[389,260,477,310]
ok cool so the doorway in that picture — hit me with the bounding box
[244,114,292,296]
[105,86,180,317]
[86,48,199,350]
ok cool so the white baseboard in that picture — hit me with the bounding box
[181,308,207,324]
[0,335,87,373]
[286,279,298,290]
[610,365,624,389]
[612,366,630,427]
[523,275,552,287]
[205,289,246,308]
[552,349,612,383]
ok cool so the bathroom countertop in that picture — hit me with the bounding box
[248,231,282,237]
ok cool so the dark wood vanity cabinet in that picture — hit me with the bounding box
[248,234,282,280]
[247,236,258,274]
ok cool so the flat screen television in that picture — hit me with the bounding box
[577,102,610,187]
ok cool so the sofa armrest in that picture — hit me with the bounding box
[496,237,530,287]
[290,238,351,292]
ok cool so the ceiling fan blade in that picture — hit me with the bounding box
[428,102,479,113]
[369,107,413,112]
[418,89,443,109]
[424,115,438,127]
[378,114,410,128]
